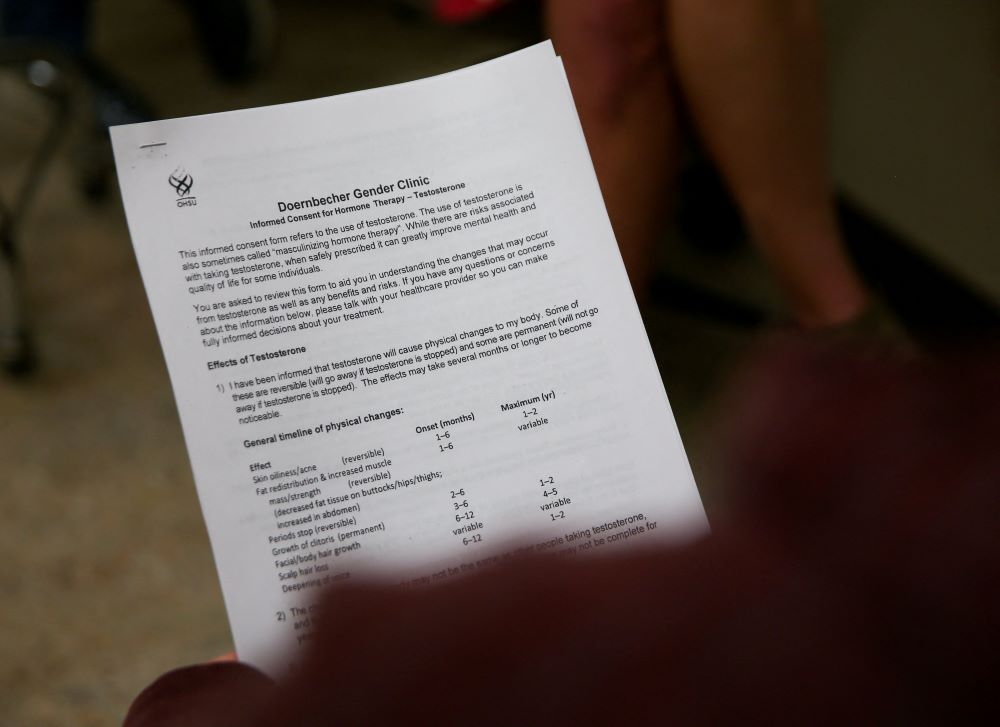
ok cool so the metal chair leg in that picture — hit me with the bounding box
[0,204,36,376]
[0,53,74,376]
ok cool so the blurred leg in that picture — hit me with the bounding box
[667,0,869,327]
[546,0,679,300]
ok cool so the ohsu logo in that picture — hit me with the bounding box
[169,168,197,207]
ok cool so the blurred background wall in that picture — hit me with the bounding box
[827,0,1000,301]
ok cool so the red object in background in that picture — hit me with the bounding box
[433,0,515,23]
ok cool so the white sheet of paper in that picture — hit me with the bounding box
[111,42,707,676]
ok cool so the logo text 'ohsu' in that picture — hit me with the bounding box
[170,168,197,207]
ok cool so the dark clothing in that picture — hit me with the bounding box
[1,0,90,53]
[124,345,1000,726]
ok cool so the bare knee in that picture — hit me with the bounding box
[668,0,820,38]
[548,0,668,116]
